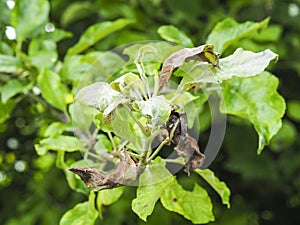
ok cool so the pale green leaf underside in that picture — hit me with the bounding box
[157,25,194,47]
[195,169,230,208]
[216,48,278,82]
[220,72,286,154]
[206,17,269,53]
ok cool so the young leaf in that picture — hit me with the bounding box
[206,17,269,53]
[37,68,70,111]
[75,82,128,119]
[10,0,50,42]
[161,181,214,224]
[215,48,278,82]
[157,25,194,47]
[34,135,81,155]
[134,96,172,127]
[132,157,173,221]
[1,78,33,103]
[67,18,135,55]
[220,72,286,154]
[59,192,98,225]
[195,169,230,208]
[0,54,23,73]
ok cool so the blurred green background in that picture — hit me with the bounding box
[1,0,300,224]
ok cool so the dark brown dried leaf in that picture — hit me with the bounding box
[159,44,219,92]
[70,151,137,191]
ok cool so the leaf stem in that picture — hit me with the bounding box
[123,104,150,137]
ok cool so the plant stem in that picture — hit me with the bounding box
[107,132,117,152]
[152,70,159,97]
[123,104,150,137]
[146,138,169,163]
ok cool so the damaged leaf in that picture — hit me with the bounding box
[175,134,205,174]
[75,82,128,121]
[70,151,137,191]
[158,44,219,92]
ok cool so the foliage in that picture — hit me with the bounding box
[1,0,299,225]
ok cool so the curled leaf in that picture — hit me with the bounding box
[175,134,205,174]
[70,151,137,191]
[159,44,219,92]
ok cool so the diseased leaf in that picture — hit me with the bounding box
[67,18,135,55]
[70,151,137,191]
[159,44,219,92]
[132,157,173,221]
[161,180,214,224]
[37,68,70,111]
[1,78,33,103]
[206,17,269,53]
[135,96,172,127]
[75,82,128,120]
[59,192,98,225]
[195,169,231,208]
[220,72,286,154]
[10,0,50,42]
[0,54,23,73]
[34,135,81,155]
[157,25,193,47]
[215,48,278,82]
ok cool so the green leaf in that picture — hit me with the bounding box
[157,25,194,47]
[28,39,58,70]
[1,78,33,103]
[60,192,98,225]
[40,28,73,42]
[195,169,231,208]
[220,72,286,154]
[206,17,269,53]
[161,181,214,224]
[61,1,95,27]
[44,122,67,137]
[269,120,297,152]
[0,54,23,73]
[67,18,135,55]
[58,154,89,194]
[132,157,173,221]
[215,48,278,82]
[134,96,172,127]
[34,135,81,155]
[98,187,124,205]
[0,99,17,124]
[287,100,300,122]
[97,187,124,218]
[10,0,50,42]
[37,68,70,111]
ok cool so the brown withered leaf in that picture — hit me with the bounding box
[159,44,219,93]
[174,134,205,175]
[70,151,137,191]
